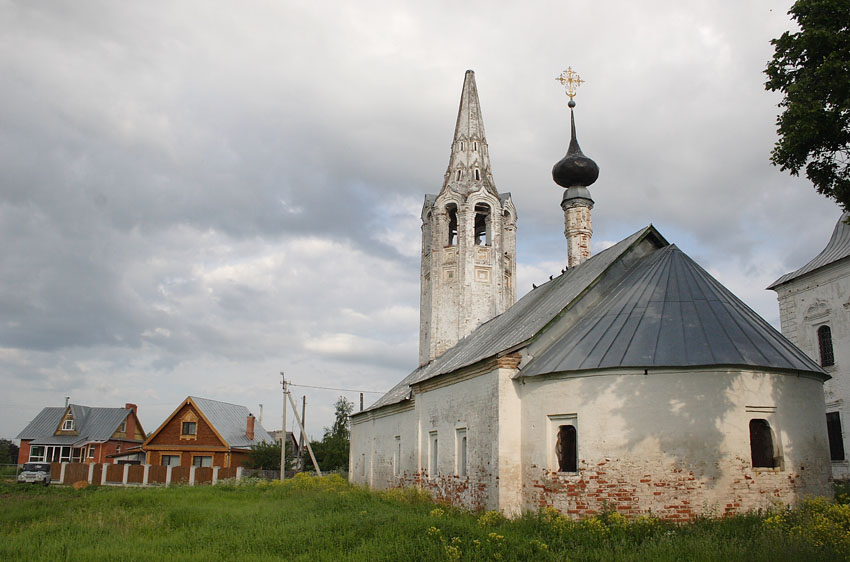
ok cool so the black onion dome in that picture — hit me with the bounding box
[552,110,599,188]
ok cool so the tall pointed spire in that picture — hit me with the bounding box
[440,70,497,198]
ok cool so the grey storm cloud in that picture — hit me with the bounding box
[0,0,841,439]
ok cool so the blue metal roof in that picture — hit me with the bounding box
[522,245,826,376]
[768,212,850,289]
[16,404,134,446]
[190,396,274,448]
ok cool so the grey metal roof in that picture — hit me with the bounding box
[363,226,663,412]
[522,245,826,377]
[16,404,133,445]
[190,396,274,448]
[768,212,850,289]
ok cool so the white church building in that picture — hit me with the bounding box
[349,71,832,519]
[769,212,850,480]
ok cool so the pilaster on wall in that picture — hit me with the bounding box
[496,367,523,515]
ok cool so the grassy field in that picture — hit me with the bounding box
[1,474,849,561]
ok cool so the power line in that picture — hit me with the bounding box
[287,383,385,394]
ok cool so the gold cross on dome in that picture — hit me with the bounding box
[556,67,584,100]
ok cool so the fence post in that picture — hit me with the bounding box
[122,464,129,485]
[59,462,67,484]
[212,466,219,485]
[189,466,196,486]
[166,465,173,487]
[88,462,95,484]
[236,466,243,482]
[143,464,150,486]
[101,463,108,485]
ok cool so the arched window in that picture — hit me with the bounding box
[474,203,491,246]
[459,141,464,151]
[473,141,478,152]
[556,425,577,472]
[749,419,775,468]
[818,325,835,367]
[446,204,458,246]
[474,168,480,180]
[456,169,462,181]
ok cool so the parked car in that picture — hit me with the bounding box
[17,462,51,485]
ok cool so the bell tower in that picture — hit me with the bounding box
[419,70,517,366]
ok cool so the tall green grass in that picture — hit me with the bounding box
[1,474,847,561]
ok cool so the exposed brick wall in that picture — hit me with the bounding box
[525,456,824,521]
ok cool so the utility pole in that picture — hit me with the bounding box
[280,371,286,481]
[300,396,307,469]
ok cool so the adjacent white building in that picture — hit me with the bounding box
[769,212,850,480]
[350,71,832,519]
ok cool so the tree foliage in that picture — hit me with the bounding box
[0,439,19,464]
[309,396,353,472]
[765,0,850,210]
[246,439,295,471]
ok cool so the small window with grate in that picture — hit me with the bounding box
[818,325,835,367]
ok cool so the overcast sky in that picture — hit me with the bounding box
[0,0,842,444]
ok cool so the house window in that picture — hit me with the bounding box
[557,425,578,472]
[182,422,197,436]
[118,421,127,433]
[749,419,776,468]
[28,446,45,462]
[429,431,438,477]
[88,445,95,458]
[446,204,458,246]
[827,412,845,461]
[456,428,467,477]
[818,325,835,367]
[192,456,212,468]
[394,436,401,477]
[62,418,74,431]
[116,445,121,454]
[161,455,180,466]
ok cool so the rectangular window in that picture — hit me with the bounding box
[827,412,846,461]
[455,428,467,477]
[393,436,401,477]
[548,414,578,473]
[28,446,45,462]
[749,418,776,468]
[118,421,127,433]
[182,422,197,436]
[161,455,180,467]
[429,431,438,477]
[557,425,578,472]
[88,445,95,458]
[192,456,212,468]
[62,419,74,431]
